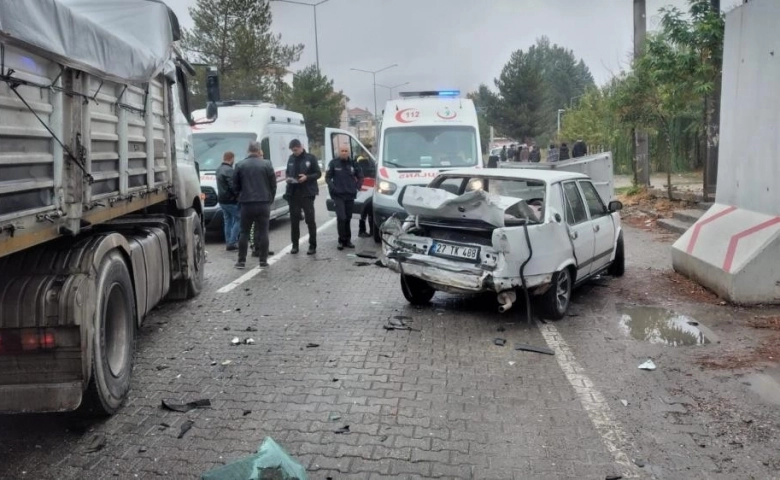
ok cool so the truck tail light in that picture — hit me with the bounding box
[0,328,78,354]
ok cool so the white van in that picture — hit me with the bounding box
[323,91,482,241]
[191,101,308,233]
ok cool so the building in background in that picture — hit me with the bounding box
[347,107,376,146]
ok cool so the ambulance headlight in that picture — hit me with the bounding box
[378,181,397,195]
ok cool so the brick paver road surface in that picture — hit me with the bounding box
[1,204,779,479]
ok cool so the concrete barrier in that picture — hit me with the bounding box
[672,0,780,304]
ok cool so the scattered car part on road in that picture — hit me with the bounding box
[638,359,657,371]
[162,398,211,413]
[514,343,555,356]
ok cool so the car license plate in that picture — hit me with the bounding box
[429,241,480,261]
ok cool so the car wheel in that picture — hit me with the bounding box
[82,251,137,415]
[608,233,625,277]
[400,275,435,305]
[539,268,572,320]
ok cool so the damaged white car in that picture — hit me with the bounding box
[382,168,625,319]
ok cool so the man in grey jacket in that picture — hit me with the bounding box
[233,142,277,269]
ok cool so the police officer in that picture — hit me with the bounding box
[327,146,364,249]
[356,149,376,238]
[285,139,321,255]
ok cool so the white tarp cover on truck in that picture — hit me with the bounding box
[0,0,178,84]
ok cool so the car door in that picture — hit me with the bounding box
[561,181,596,280]
[578,180,616,273]
[324,128,377,216]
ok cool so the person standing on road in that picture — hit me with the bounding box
[519,144,530,162]
[529,143,541,163]
[559,142,571,161]
[285,139,321,255]
[327,146,364,250]
[233,142,276,269]
[573,138,588,158]
[500,145,508,162]
[216,151,240,251]
[356,149,376,238]
[547,144,559,163]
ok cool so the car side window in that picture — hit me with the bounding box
[562,182,588,225]
[579,181,607,218]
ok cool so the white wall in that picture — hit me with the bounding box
[716,0,780,216]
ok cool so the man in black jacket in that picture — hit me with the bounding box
[285,139,321,255]
[233,142,277,269]
[327,146,364,250]
[572,139,588,158]
[216,151,240,251]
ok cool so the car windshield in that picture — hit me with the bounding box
[430,175,546,223]
[383,126,478,169]
[193,132,258,171]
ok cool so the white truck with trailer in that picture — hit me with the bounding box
[0,0,219,414]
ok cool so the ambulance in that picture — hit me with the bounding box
[191,101,309,233]
[324,90,482,241]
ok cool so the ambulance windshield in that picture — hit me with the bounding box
[382,126,478,169]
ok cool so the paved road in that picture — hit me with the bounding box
[1,205,779,479]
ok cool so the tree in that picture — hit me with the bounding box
[491,48,546,142]
[467,85,495,154]
[476,38,595,145]
[276,65,346,145]
[182,0,303,105]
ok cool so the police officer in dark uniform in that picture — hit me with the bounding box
[327,146,364,250]
[284,139,321,255]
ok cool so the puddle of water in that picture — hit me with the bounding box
[744,372,780,405]
[618,304,710,346]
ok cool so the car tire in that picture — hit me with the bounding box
[401,275,435,305]
[82,251,137,415]
[538,268,573,320]
[608,232,625,277]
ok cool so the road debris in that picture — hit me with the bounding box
[374,260,386,268]
[334,425,350,434]
[85,434,106,453]
[514,343,555,356]
[223,326,230,331]
[230,337,240,346]
[221,360,232,366]
[638,359,657,371]
[138,446,148,453]
[155,365,169,371]
[383,316,418,331]
[508,361,516,366]
[620,399,629,407]
[158,422,170,431]
[605,475,623,480]
[306,343,320,348]
[494,338,507,346]
[634,458,646,468]
[161,398,211,413]
[328,413,342,422]
[242,410,252,416]
[357,251,378,259]
[246,326,258,332]
[201,437,307,480]
[244,338,255,345]
[497,326,506,332]
[177,420,194,439]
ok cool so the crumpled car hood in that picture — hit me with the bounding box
[401,186,537,227]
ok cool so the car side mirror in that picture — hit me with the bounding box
[608,200,623,212]
[204,67,220,121]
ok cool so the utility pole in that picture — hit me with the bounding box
[704,0,721,201]
[351,64,398,144]
[271,0,331,72]
[557,109,565,136]
[634,0,650,187]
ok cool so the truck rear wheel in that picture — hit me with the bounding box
[83,251,137,415]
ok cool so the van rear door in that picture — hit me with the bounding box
[324,128,377,216]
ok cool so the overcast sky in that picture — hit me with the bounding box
[165,0,713,114]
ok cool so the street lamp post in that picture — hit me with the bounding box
[557,109,566,136]
[376,82,410,100]
[350,64,398,142]
[270,0,331,71]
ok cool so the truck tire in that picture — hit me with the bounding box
[83,250,137,415]
[186,210,206,298]
[537,268,573,320]
[169,209,205,300]
[608,233,625,277]
[401,275,435,305]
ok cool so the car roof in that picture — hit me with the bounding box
[438,167,589,182]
